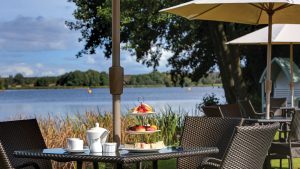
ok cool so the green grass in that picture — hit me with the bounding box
[159,159,176,168]
[158,158,300,169]
[271,159,300,169]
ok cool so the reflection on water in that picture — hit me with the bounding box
[0,87,224,120]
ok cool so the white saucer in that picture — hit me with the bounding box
[65,148,89,153]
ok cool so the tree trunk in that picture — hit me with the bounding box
[208,22,247,103]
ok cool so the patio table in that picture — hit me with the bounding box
[14,146,218,169]
[272,106,296,117]
[245,116,292,123]
[245,117,292,142]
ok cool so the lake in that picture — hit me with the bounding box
[0,87,225,120]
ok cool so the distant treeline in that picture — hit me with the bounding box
[0,70,221,89]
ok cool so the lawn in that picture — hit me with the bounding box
[158,158,300,169]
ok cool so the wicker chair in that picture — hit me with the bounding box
[238,100,265,118]
[0,119,52,169]
[199,122,280,169]
[202,106,224,117]
[177,117,244,169]
[219,104,243,118]
[267,110,300,169]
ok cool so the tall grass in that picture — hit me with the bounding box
[10,107,293,169]
[17,106,189,169]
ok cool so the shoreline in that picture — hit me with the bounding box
[4,84,223,90]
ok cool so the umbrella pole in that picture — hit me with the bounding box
[265,11,274,119]
[110,0,124,146]
[290,44,294,107]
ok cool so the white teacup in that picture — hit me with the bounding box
[102,143,117,153]
[67,138,83,150]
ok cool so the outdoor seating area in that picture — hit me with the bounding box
[1,112,298,169]
[2,0,300,168]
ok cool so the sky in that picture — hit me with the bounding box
[0,0,170,77]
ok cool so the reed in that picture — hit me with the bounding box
[24,106,189,169]
[12,106,299,169]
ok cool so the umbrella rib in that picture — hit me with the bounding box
[250,3,268,24]
[256,8,264,24]
[250,3,266,10]
[189,4,222,20]
[274,4,293,11]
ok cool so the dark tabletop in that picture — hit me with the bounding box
[14,147,218,164]
[245,117,292,123]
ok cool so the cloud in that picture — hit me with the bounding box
[0,16,79,52]
[57,68,66,75]
[0,63,34,76]
[119,47,172,74]
[40,71,55,76]
[0,63,68,77]
[159,49,173,68]
[86,55,96,64]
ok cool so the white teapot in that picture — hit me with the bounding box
[86,123,109,153]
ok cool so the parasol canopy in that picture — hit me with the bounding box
[161,0,300,118]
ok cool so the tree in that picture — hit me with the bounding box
[86,69,101,86]
[13,73,25,86]
[35,77,50,87]
[66,0,268,103]
[0,77,4,90]
[4,75,13,88]
[99,72,109,86]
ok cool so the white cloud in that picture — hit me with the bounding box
[117,48,172,74]
[86,55,96,64]
[41,71,55,76]
[0,63,69,77]
[57,68,66,75]
[0,63,34,76]
[159,49,173,68]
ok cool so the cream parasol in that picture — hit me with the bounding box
[161,0,300,118]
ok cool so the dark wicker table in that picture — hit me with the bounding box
[272,106,296,117]
[14,146,218,169]
[245,117,292,123]
[245,117,292,142]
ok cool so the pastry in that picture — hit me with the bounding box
[141,143,151,149]
[151,141,165,149]
[124,144,135,149]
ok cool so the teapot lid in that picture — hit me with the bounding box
[91,123,100,130]
[90,123,108,132]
